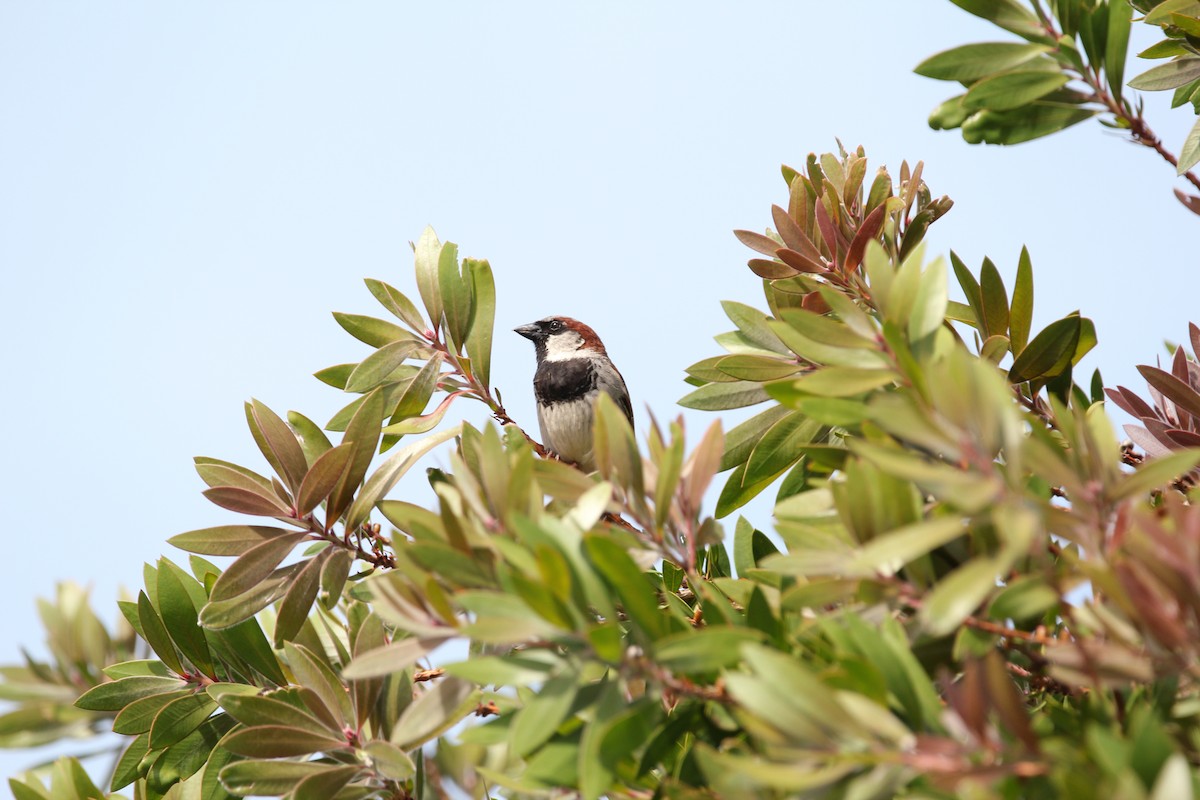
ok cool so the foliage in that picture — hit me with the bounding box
[4,140,1200,800]
[918,0,1200,214]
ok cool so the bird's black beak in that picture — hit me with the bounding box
[514,323,541,341]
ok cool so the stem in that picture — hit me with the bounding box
[1036,10,1200,194]
[427,338,550,457]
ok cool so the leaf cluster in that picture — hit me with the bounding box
[7,147,1200,799]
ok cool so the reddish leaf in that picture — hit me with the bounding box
[1173,345,1189,383]
[1174,188,1200,216]
[776,248,828,274]
[296,444,354,516]
[814,200,841,263]
[1166,428,1200,447]
[247,400,309,495]
[747,258,799,280]
[733,229,782,257]
[842,203,888,274]
[771,204,822,262]
[983,651,1039,753]
[1104,387,1158,421]
[1190,323,1200,362]
[1138,365,1200,425]
[801,292,831,314]
[202,487,290,517]
[209,531,309,602]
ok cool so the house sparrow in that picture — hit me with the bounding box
[514,316,633,472]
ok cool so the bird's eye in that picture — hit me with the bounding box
[548,320,563,332]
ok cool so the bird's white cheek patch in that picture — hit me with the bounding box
[542,332,590,362]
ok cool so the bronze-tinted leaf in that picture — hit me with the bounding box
[326,389,385,524]
[295,444,354,516]
[842,203,887,273]
[747,258,799,280]
[1166,428,1200,448]
[814,198,840,263]
[733,229,782,257]
[1138,365,1200,424]
[1105,386,1158,421]
[222,725,348,757]
[771,204,820,261]
[776,248,828,274]
[202,487,290,517]
[208,531,309,603]
[1174,187,1200,216]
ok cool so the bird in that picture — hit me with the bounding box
[514,316,633,472]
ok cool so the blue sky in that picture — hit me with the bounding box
[2,1,1196,782]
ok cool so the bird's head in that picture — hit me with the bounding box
[514,316,608,362]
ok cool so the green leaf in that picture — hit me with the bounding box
[292,766,361,800]
[979,258,1010,339]
[744,414,820,486]
[1179,116,1200,174]
[112,688,191,734]
[1112,448,1200,500]
[915,42,1050,81]
[920,557,1003,637]
[715,355,802,382]
[215,689,332,733]
[1009,246,1034,353]
[169,525,289,557]
[465,258,496,389]
[721,301,789,354]
[846,517,965,577]
[288,410,334,467]
[1129,57,1200,91]
[343,636,449,680]
[332,312,411,347]
[364,740,416,781]
[137,592,184,675]
[156,562,213,676]
[962,103,1096,145]
[656,628,767,673]
[929,94,971,130]
[413,226,444,332]
[344,424,463,533]
[345,340,420,393]
[679,381,770,410]
[585,534,669,643]
[148,691,218,749]
[219,760,336,796]
[908,256,948,341]
[76,675,186,711]
[390,676,478,749]
[1009,316,1081,382]
[510,670,579,756]
[963,70,1070,111]
[768,367,895,399]
[946,0,1044,38]
[223,725,348,757]
[365,278,425,330]
[438,241,475,348]
[1106,0,1132,99]
[989,575,1058,622]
